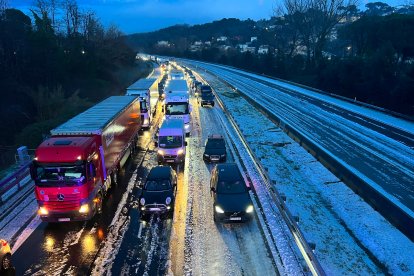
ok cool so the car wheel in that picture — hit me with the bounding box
[1,254,12,270]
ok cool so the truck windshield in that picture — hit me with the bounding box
[34,163,86,186]
[159,135,183,148]
[165,103,189,115]
[217,180,247,194]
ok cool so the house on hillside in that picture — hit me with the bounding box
[217,36,228,42]
[258,45,269,54]
[157,41,170,47]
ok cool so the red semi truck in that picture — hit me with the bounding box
[30,96,141,222]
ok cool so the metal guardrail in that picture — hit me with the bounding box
[181,58,414,122]
[193,68,326,275]
[193,62,414,242]
[0,162,31,205]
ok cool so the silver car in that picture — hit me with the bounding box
[0,239,12,271]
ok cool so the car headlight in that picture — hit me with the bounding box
[215,205,225,213]
[177,149,184,155]
[166,197,172,205]
[185,124,190,129]
[143,119,149,125]
[204,153,209,157]
[38,207,48,215]
[246,205,254,213]
[79,204,89,214]
[158,150,164,155]
[140,198,145,205]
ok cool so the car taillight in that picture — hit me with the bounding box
[1,240,7,246]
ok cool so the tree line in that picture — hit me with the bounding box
[131,1,414,118]
[0,0,148,169]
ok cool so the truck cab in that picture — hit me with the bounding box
[156,119,187,165]
[164,91,192,135]
[31,136,103,222]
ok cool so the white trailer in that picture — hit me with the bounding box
[126,78,157,128]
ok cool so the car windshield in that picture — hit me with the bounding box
[206,139,225,149]
[217,180,247,194]
[165,103,189,115]
[159,135,183,148]
[34,163,86,186]
[145,179,172,191]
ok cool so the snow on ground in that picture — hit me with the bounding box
[195,61,414,134]
[197,70,414,275]
[180,95,277,275]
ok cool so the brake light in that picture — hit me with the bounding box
[1,240,7,246]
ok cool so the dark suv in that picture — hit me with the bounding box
[210,163,254,223]
[198,85,215,107]
[139,166,177,219]
[203,135,226,162]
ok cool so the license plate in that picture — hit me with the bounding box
[230,217,242,221]
[150,208,161,211]
[166,160,175,163]
[58,218,70,222]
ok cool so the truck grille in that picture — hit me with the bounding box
[43,194,81,211]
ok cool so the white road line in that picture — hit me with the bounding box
[11,215,42,252]
[138,221,144,239]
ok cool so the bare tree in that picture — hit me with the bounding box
[33,0,60,30]
[62,0,80,35]
[0,0,8,13]
[276,0,358,65]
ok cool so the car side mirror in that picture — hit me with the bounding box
[154,141,158,147]
[247,186,251,191]
[184,141,188,146]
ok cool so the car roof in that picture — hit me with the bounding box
[147,166,172,180]
[216,163,243,182]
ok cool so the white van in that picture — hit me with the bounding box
[156,119,187,165]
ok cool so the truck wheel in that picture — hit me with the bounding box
[96,193,103,215]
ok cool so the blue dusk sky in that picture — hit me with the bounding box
[8,0,410,34]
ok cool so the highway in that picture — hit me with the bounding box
[2,60,414,275]
[184,60,414,216]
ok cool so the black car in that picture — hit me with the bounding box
[203,135,226,162]
[210,163,254,223]
[139,166,177,219]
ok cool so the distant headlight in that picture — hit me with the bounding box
[79,204,89,214]
[38,207,48,215]
[158,150,165,155]
[177,149,184,155]
[166,197,172,205]
[140,198,145,205]
[215,205,225,213]
[246,205,254,213]
[185,124,190,129]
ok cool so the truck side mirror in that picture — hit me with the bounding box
[29,163,36,180]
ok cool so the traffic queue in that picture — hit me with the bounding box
[27,62,254,225]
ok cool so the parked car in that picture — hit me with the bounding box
[210,163,254,223]
[139,166,177,220]
[0,239,13,273]
[203,135,226,162]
